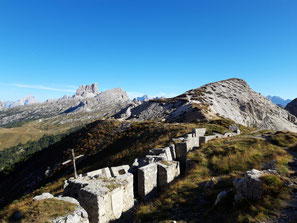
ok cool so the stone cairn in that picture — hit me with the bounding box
[61,127,240,223]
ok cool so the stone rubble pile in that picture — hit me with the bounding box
[37,126,240,223]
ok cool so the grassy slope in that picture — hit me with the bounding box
[136,131,297,223]
[0,118,249,221]
[0,111,105,150]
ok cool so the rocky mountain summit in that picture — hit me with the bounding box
[74,83,99,98]
[0,84,130,127]
[116,78,297,132]
[286,98,297,117]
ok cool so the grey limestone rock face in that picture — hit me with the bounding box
[115,78,297,132]
[75,83,99,98]
[138,163,158,199]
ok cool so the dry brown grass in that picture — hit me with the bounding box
[136,133,293,223]
[0,198,76,223]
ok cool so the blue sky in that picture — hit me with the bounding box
[0,0,296,102]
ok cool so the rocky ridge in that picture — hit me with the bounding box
[115,78,297,132]
[0,84,130,127]
[74,83,99,99]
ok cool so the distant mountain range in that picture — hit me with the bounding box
[134,95,165,102]
[2,95,40,109]
[266,95,292,107]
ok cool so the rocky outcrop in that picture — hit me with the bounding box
[74,84,99,98]
[233,169,277,202]
[115,78,297,132]
[286,98,297,118]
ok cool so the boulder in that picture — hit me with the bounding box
[233,169,274,202]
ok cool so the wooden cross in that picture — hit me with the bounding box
[62,149,84,179]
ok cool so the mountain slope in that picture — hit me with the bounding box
[0,119,214,209]
[286,98,297,117]
[116,78,297,132]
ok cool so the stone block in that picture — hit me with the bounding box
[110,165,130,177]
[148,147,173,161]
[138,163,158,199]
[175,142,188,162]
[157,161,180,189]
[199,135,217,144]
[169,144,176,160]
[145,153,167,163]
[193,128,207,137]
[63,174,133,223]
[86,167,111,178]
[115,173,134,212]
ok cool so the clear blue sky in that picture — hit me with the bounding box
[0,0,296,101]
